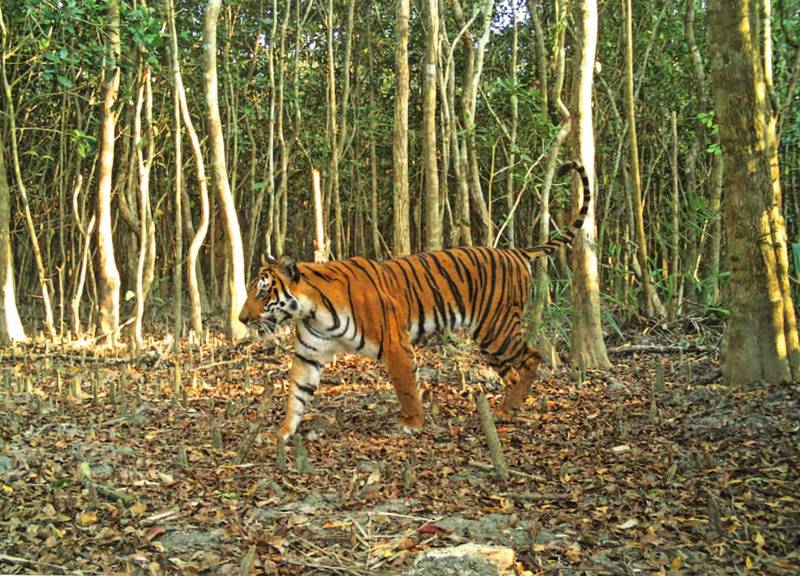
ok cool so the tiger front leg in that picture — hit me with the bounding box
[383,344,425,434]
[277,353,325,441]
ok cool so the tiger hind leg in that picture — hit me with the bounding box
[480,333,542,418]
[383,340,424,433]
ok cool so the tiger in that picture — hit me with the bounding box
[239,161,590,441]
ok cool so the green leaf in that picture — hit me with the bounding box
[56,75,74,88]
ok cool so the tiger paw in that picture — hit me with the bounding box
[399,413,424,435]
[277,421,296,442]
[494,407,516,421]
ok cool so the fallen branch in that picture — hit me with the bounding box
[508,492,575,503]
[87,480,135,506]
[0,553,68,574]
[608,344,716,355]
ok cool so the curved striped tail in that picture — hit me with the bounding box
[523,160,590,260]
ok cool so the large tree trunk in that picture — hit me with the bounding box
[392,0,411,256]
[0,137,25,344]
[708,0,800,384]
[422,0,442,251]
[204,0,247,340]
[570,0,610,370]
[96,0,122,346]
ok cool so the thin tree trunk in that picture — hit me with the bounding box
[133,61,154,350]
[325,0,343,259]
[166,0,210,340]
[0,137,25,343]
[504,3,519,248]
[422,0,442,251]
[204,0,247,340]
[669,111,681,317]
[171,27,184,346]
[0,7,56,340]
[367,13,381,258]
[624,0,666,318]
[275,0,292,257]
[95,0,122,346]
[527,0,549,116]
[393,0,411,256]
[570,0,611,370]
[452,0,493,245]
[532,0,569,330]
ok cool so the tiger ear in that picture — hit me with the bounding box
[279,255,300,283]
[264,253,277,265]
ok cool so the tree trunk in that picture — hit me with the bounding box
[624,0,666,319]
[367,13,381,258]
[422,0,442,251]
[325,0,343,259]
[393,0,411,256]
[526,0,549,116]
[504,3,518,248]
[133,62,154,350]
[166,0,210,341]
[708,0,800,383]
[570,0,611,370]
[95,0,122,346]
[452,0,493,245]
[0,137,25,344]
[669,110,681,317]
[204,0,247,340]
[274,1,292,258]
[0,5,56,340]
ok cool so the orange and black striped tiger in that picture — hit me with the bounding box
[239,161,590,441]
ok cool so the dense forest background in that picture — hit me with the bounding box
[2,2,800,574]
[0,0,798,366]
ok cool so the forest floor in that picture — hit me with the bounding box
[1,324,799,575]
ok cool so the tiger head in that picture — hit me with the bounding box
[239,255,303,335]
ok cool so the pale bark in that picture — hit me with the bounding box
[166,0,210,341]
[0,137,25,344]
[669,111,681,318]
[204,0,247,340]
[570,0,611,370]
[393,0,411,255]
[451,0,493,245]
[132,57,155,349]
[367,13,381,258]
[526,0,549,116]
[505,3,518,248]
[275,1,292,257]
[0,6,56,339]
[708,0,799,383]
[423,0,442,251]
[326,0,343,258]
[532,0,570,329]
[96,0,122,346]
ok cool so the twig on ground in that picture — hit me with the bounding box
[0,553,68,573]
[608,344,716,355]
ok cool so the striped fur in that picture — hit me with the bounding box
[239,161,590,441]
